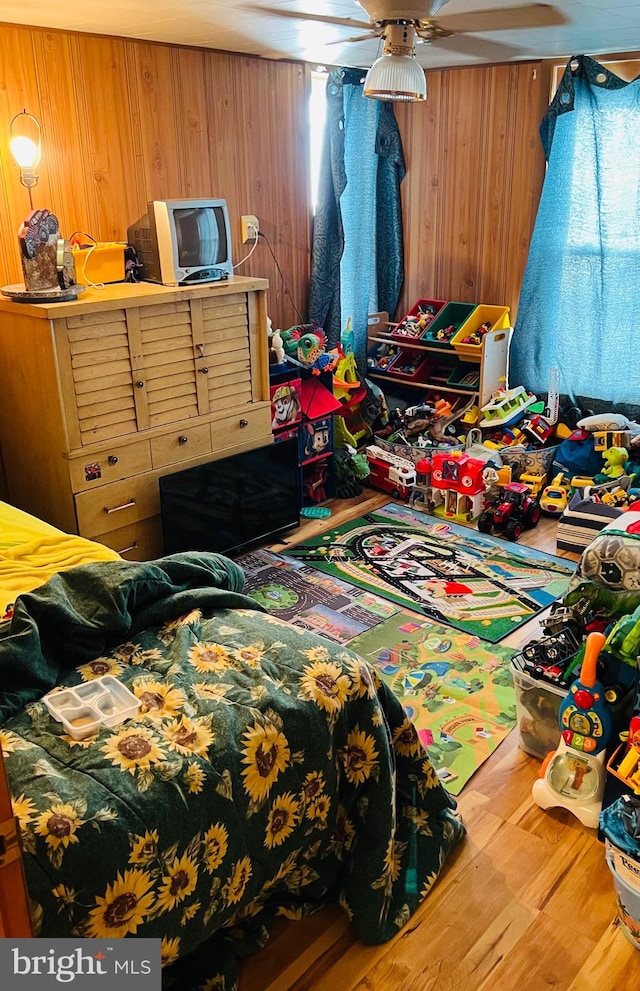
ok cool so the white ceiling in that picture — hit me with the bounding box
[1,1,639,71]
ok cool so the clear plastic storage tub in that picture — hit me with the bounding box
[510,662,567,759]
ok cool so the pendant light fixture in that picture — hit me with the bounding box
[363,21,427,102]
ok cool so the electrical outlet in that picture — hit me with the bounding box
[241,215,259,244]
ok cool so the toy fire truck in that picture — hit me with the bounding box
[365,446,417,499]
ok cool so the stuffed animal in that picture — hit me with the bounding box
[280,324,339,375]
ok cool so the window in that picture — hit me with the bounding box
[309,68,328,213]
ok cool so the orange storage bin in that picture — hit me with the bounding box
[451,304,510,358]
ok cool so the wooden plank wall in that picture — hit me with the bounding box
[0,23,312,334]
[395,59,551,322]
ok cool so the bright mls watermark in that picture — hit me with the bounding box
[3,939,161,989]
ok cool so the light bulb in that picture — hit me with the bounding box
[10,135,40,169]
[9,111,42,207]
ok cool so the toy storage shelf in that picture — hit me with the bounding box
[367,312,512,408]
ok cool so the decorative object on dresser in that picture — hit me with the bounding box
[4,111,81,303]
[0,277,273,561]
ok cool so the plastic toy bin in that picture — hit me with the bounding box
[419,301,477,349]
[451,304,510,358]
[391,298,447,341]
[367,340,400,373]
[386,349,437,382]
[447,360,481,390]
[510,662,567,759]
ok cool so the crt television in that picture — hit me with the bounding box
[127,198,233,286]
[159,439,301,558]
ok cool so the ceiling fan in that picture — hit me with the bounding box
[246,3,567,65]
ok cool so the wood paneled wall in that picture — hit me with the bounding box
[0,23,312,333]
[395,59,551,322]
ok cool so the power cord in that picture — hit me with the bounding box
[255,229,306,326]
[233,221,261,269]
[69,231,106,289]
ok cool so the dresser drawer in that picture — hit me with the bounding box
[92,516,164,562]
[150,423,212,469]
[75,473,160,537]
[68,439,153,493]
[211,405,272,452]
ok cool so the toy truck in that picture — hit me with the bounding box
[365,446,417,499]
[477,481,541,540]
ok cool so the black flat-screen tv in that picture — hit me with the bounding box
[160,439,301,557]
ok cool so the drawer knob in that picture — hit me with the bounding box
[178,435,188,445]
[107,455,119,466]
[104,498,136,515]
[239,419,249,428]
[199,366,209,374]
[136,380,145,388]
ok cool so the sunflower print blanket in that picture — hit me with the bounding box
[1,553,465,990]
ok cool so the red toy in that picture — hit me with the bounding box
[477,481,541,540]
[365,445,416,499]
[431,451,485,494]
[521,413,555,446]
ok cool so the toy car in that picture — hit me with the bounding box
[540,473,571,514]
[516,627,582,683]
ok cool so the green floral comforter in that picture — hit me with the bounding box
[0,553,465,989]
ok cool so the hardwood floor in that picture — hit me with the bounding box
[240,490,640,991]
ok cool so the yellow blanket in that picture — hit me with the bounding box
[0,501,120,616]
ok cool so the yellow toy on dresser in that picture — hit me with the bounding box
[70,235,126,286]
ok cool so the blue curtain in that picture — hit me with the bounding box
[510,55,640,407]
[309,68,406,374]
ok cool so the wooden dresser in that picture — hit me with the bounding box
[0,276,273,560]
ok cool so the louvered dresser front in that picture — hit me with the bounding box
[0,277,272,560]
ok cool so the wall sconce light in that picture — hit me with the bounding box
[10,110,42,210]
[364,22,427,103]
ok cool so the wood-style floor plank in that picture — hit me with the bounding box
[240,491,640,990]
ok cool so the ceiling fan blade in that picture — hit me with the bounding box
[432,3,567,35]
[428,33,527,62]
[244,5,372,32]
[325,32,379,46]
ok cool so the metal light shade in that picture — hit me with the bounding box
[364,53,427,102]
[363,21,427,103]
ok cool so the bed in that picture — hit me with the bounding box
[0,501,465,989]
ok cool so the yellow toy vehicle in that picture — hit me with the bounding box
[461,404,480,428]
[570,475,595,492]
[600,486,630,507]
[540,472,571,515]
[520,472,547,498]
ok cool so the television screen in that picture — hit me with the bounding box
[159,439,301,558]
[174,206,227,267]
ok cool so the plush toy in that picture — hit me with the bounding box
[280,324,338,374]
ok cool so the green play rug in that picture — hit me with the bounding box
[238,547,517,794]
[278,501,575,644]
